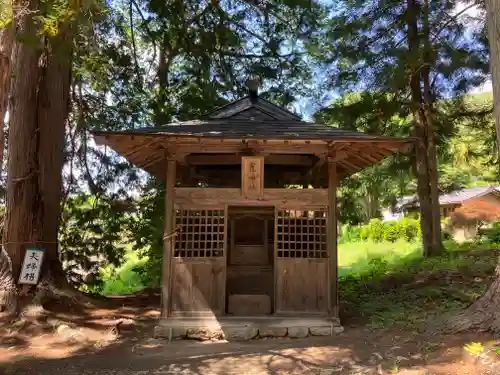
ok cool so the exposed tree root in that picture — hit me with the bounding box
[447,255,500,334]
[0,275,98,321]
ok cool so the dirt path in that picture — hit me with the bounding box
[0,292,497,375]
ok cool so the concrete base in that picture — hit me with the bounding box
[154,315,343,341]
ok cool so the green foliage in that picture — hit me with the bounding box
[485,222,500,244]
[59,194,131,287]
[312,0,494,228]
[353,218,420,243]
[339,224,362,244]
[99,251,148,296]
[127,183,165,288]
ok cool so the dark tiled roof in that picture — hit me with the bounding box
[91,94,414,180]
[118,119,397,141]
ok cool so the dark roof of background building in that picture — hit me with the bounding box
[399,185,500,209]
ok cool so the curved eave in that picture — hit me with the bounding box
[92,132,415,181]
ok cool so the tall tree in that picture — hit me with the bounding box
[486,0,500,157]
[0,0,86,313]
[310,0,489,255]
[448,0,500,333]
[0,0,14,175]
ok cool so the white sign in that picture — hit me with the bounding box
[18,248,44,285]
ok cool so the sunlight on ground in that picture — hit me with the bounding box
[338,240,422,277]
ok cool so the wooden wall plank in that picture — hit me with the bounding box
[170,259,225,316]
[161,159,176,318]
[174,188,328,208]
[328,161,338,318]
[275,259,328,313]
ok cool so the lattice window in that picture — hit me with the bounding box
[174,209,225,258]
[276,209,327,258]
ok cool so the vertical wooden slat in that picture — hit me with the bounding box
[222,205,228,315]
[162,159,177,317]
[327,161,338,318]
[273,206,279,313]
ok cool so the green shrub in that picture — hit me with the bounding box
[351,217,421,243]
[360,225,370,241]
[485,222,500,244]
[382,221,401,242]
[367,218,385,242]
[399,218,420,242]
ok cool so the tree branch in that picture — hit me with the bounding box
[131,0,157,78]
[128,0,142,88]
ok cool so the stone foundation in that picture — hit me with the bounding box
[154,316,343,341]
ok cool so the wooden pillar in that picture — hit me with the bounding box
[161,159,177,318]
[327,160,338,318]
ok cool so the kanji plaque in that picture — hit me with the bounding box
[18,248,45,285]
[241,156,264,198]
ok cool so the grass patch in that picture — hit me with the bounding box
[339,241,498,331]
[339,240,422,277]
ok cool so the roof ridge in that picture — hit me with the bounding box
[205,94,302,120]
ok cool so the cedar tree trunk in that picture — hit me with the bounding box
[0,0,73,313]
[406,0,442,256]
[0,20,14,173]
[486,0,500,158]
[449,0,500,333]
[421,0,443,255]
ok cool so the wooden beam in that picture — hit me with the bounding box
[174,188,328,208]
[166,143,330,156]
[184,154,314,166]
[327,161,338,318]
[161,159,177,318]
[123,138,161,158]
[338,159,362,173]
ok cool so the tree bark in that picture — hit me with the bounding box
[0,19,14,174]
[407,0,433,257]
[486,0,500,158]
[421,0,443,256]
[449,0,500,333]
[0,0,42,313]
[0,0,74,313]
[449,254,500,333]
[406,0,442,256]
[37,25,74,287]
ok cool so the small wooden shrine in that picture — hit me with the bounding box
[93,86,412,340]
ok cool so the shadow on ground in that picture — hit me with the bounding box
[2,250,500,375]
[3,327,493,375]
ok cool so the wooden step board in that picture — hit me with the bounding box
[228,294,271,315]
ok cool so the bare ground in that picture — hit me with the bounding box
[0,288,498,375]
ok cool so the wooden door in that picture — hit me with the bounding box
[274,208,329,314]
[170,207,227,316]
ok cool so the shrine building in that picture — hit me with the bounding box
[93,85,412,340]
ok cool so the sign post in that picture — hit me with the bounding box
[18,248,45,285]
